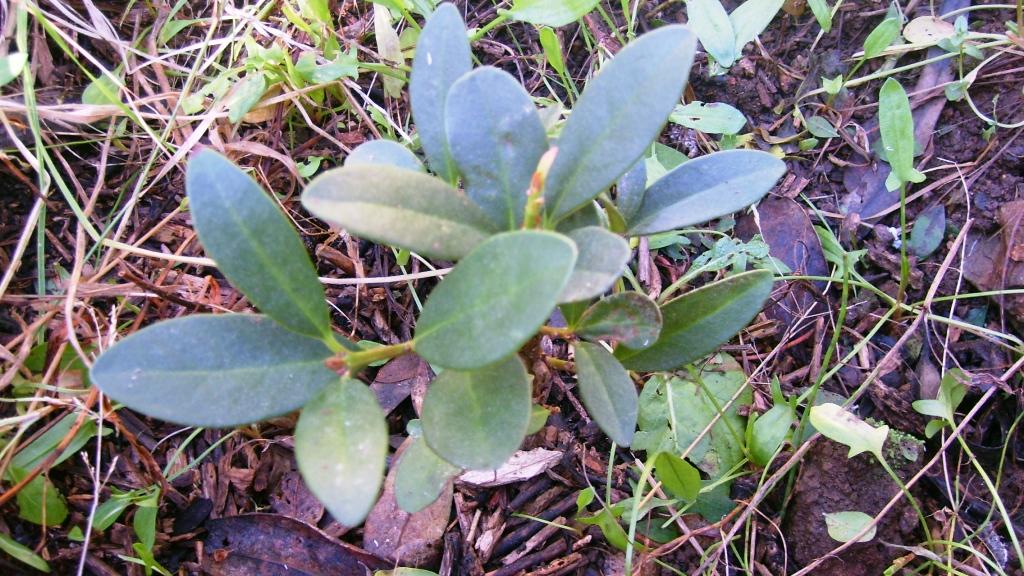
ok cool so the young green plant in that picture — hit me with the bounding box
[90,3,786,527]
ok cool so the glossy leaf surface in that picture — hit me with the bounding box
[750,403,795,466]
[555,201,605,233]
[616,270,773,371]
[544,26,696,220]
[187,150,331,339]
[15,475,66,526]
[91,315,336,427]
[346,139,425,172]
[415,231,576,369]
[505,0,601,27]
[410,3,471,181]
[446,67,548,229]
[863,17,901,59]
[654,452,701,501]
[395,436,460,514]
[573,342,637,446]
[0,53,27,88]
[421,357,531,470]
[670,101,747,135]
[560,227,630,303]
[807,0,833,32]
[687,0,736,66]
[730,0,785,53]
[615,160,647,221]
[809,403,888,460]
[0,533,49,573]
[575,292,662,349]
[296,378,388,526]
[879,79,925,191]
[303,164,498,260]
[628,150,786,235]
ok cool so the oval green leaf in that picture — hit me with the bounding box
[809,403,889,460]
[16,475,67,526]
[302,164,498,260]
[421,356,531,470]
[410,3,471,181]
[879,78,925,191]
[654,451,701,501]
[670,101,747,135]
[560,227,630,303]
[687,0,736,66]
[555,201,606,233]
[0,52,27,88]
[730,0,785,54]
[295,378,388,526]
[91,315,337,427]
[805,115,839,139]
[750,403,795,467]
[615,159,647,221]
[807,0,833,33]
[539,27,566,74]
[627,150,786,236]
[545,26,696,220]
[575,292,662,349]
[414,230,576,369]
[187,150,331,339]
[0,532,50,573]
[395,435,460,514]
[504,0,601,27]
[573,342,637,446]
[824,510,877,543]
[863,17,901,59]
[616,270,773,371]
[346,139,425,172]
[446,66,549,229]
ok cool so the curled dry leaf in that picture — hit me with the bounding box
[457,448,563,487]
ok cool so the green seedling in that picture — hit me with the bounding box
[809,403,931,545]
[685,0,786,72]
[90,4,785,527]
[913,369,968,438]
[807,0,834,33]
[878,77,923,314]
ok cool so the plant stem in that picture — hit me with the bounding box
[543,356,573,372]
[799,39,1010,101]
[469,13,508,42]
[625,453,656,573]
[877,456,933,548]
[951,431,1024,563]
[795,253,851,437]
[343,341,414,372]
[895,182,909,322]
[539,325,574,339]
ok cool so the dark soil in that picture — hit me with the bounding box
[783,439,923,574]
